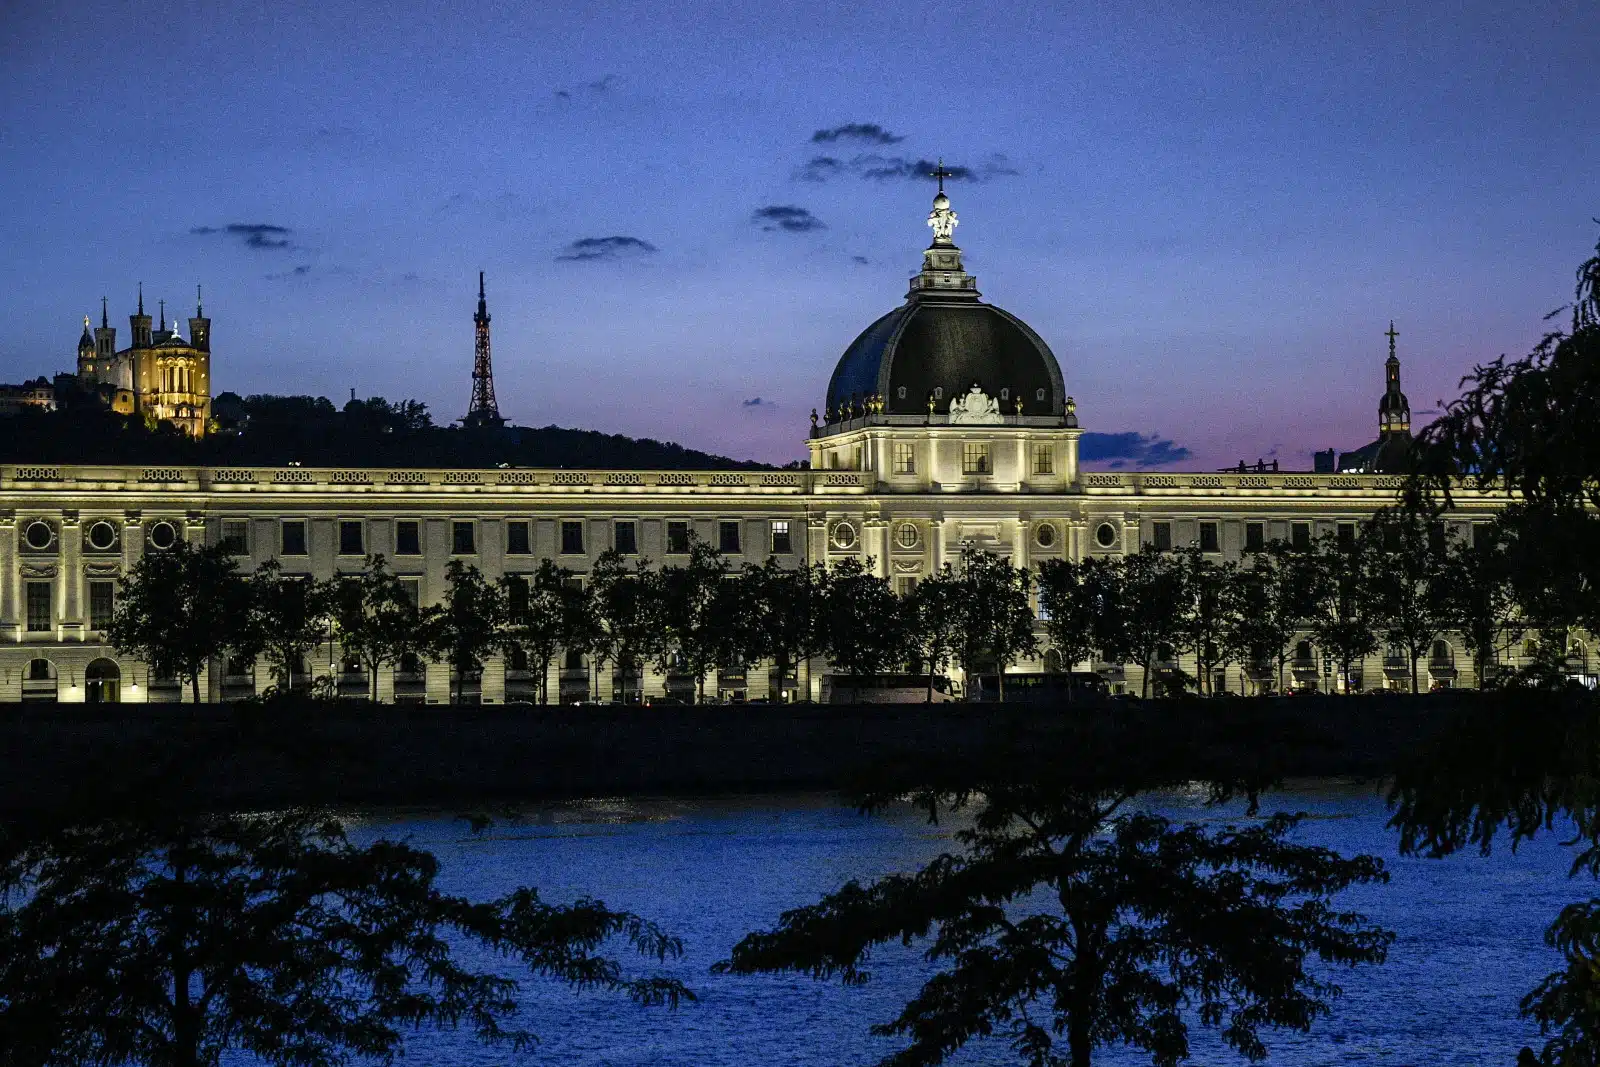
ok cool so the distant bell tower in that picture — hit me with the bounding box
[189,285,210,352]
[1378,320,1410,437]
[464,271,503,428]
[94,296,116,360]
[130,283,152,348]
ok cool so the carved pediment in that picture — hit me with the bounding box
[84,561,122,578]
[20,562,57,579]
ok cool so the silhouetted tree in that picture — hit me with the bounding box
[655,537,727,702]
[951,548,1038,701]
[503,560,583,704]
[905,565,962,702]
[1438,519,1524,687]
[1178,546,1243,695]
[332,555,430,703]
[0,810,691,1066]
[1100,547,1190,698]
[1364,511,1453,693]
[106,540,251,704]
[739,558,829,701]
[242,560,335,691]
[431,561,505,704]
[1035,556,1105,676]
[719,784,1391,1067]
[821,557,908,681]
[1414,227,1600,636]
[589,550,657,703]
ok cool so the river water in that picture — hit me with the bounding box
[333,783,1578,1065]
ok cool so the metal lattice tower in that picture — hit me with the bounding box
[464,271,503,428]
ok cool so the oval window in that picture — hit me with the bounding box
[148,520,179,550]
[23,520,54,550]
[895,522,920,550]
[1035,523,1056,548]
[1035,388,1046,402]
[87,520,118,551]
[1095,522,1118,549]
[831,521,857,550]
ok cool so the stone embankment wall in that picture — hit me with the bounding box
[0,696,1499,817]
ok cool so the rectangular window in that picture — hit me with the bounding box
[562,575,585,592]
[896,576,918,597]
[506,520,531,556]
[25,581,51,632]
[399,578,420,607]
[719,520,741,553]
[1199,521,1219,553]
[220,520,249,555]
[560,520,584,555]
[1292,522,1312,551]
[1152,522,1172,552]
[280,520,307,556]
[89,580,114,631]
[893,442,916,475]
[395,520,421,556]
[666,521,690,554]
[1033,444,1054,475]
[1338,522,1356,547]
[961,442,991,475]
[770,520,792,555]
[614,520,638,555]
[505,575,529,619]
[452,521,475,555]
[1245,522,1265,553]
[338,520,363,556]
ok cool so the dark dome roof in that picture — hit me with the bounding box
[1378,389,1409,415]
[826,297,1066,418]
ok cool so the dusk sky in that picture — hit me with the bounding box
[1,0,1596,468]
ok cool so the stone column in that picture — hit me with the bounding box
[865,518,889,578]
[0,512,18,640]
[930,517,946,572]
[60,511,82,639]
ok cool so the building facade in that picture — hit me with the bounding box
[0,189,1521,702]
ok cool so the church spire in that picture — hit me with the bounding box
[1379,320,1410,436]
[101,296,108,329]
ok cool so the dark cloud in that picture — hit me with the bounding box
[752,205,825,233]
[811,123,904,145]
[742,397,774,408]
[851,255,870,265]
[555,235,658,262]
[192,223,294,250]
[1079,431,1192,468]
[795,154,1018,184]
[555,74,616,100]
[265,264,312,280]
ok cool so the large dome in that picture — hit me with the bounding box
[823,189,1066,420]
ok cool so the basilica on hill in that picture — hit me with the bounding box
[0,184,1518,703]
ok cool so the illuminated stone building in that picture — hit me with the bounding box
[0,189,1525,702]
[74,287,211,434]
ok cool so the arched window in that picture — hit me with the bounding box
[564,649,585,671]
[508,646,529,672]
[1043,649,1063,673]
[1295,641,1314,662]
[1430,640,1453,666]
[22,658,57,703]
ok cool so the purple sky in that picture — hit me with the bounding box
[1,0,1596,469]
